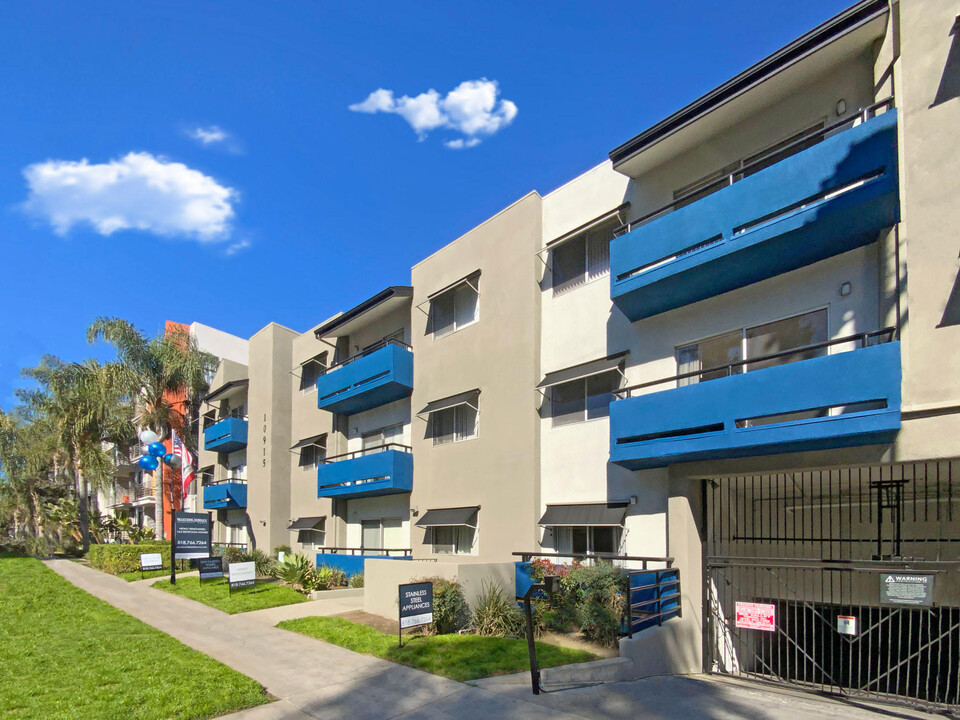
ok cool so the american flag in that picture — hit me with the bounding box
[172,430,196,499]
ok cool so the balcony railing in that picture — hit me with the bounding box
[319,338,411,376]
[317,444,413,499]
[317,547,412,557]
[613,97,895,238]
[203,479,247,510]
[316,341,414,415]
[609,331,901,469]
[614,328,895,400]
[203,416,248,453]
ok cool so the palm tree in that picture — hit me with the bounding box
[87,319,218,540]
[21,357,133,552]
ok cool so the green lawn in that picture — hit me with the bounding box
[153,576,307,614]
[117,568,172,582]
[277,616,598,682]
[0,554,269,720]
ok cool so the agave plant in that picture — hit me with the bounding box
[273,552,315,592]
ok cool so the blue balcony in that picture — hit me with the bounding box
[611,109,900,321]
[316,341,413,415]
[203,417,248,453]
[202,481,247,510]
[317,446,413,500]
[610,341,901,470]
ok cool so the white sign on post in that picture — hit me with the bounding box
[228,561,256,590]
[140,553,163,572]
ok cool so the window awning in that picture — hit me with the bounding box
[426,270,481,301]
[415,506,479,528]
[288,516,326,530]
[541,204,630,253]
[417,389,480,419]
[204,378,249,403]
[290,434,326,450]
[538,503,628,527]
[536,351,628,390]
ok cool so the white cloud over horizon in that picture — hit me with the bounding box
[188,125,229,146]
[349,79,517,148]
[22,152,237,241]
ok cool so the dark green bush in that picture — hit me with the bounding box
[414,576,469,634]
[87,543,171,574]
[562,562,627,647]
[472,580,524,637]
[214,546,246,565]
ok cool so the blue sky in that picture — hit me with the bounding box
[0,0,852,408]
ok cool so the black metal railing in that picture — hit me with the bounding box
[204,478,247,486]
[513,551,674,570]
[613,96,896,238]
[317,547,412,557]
[626,568,682,638]
[319,338,412,377]
[614,328,895,401]
[213,542,248,552]
[320,443,412,464]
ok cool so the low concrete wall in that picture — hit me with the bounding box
[617,617,701,679]
[363,559,515,619]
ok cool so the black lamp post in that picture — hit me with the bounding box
[521,574,558,695]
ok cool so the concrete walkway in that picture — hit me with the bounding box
[242,589,363,625]
[45,560,943,720]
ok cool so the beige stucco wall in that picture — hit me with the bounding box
[409,192,542,563]
[245,323,297,552]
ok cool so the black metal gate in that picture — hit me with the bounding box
[705,460,960,712]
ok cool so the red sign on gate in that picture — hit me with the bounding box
[735,602,776,631]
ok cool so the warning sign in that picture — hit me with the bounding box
[735,602,776,631]
[880,573,935,607]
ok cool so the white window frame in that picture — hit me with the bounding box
[428,275,480,339]
[675,306,829,385]
[550,371,621,428]
[299,353,328,395]
[360,517,403,551]
[430,525,475,555]
[550,219,616,296]
[430,402,479,446]
[556,526,622,556]
[298,528,325,551]
[299,443,324,471]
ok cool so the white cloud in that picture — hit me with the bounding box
[349,78,517,148]
[188,125,229,146]
[22,152,237,241]
[224,239,251,256]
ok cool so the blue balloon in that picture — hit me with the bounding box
[162,453,175,466]
[138,455,160,471]
[148,442,167,457]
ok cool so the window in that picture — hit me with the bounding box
[202,411,216,430]
[431,525,475,555]
[298,529,325,550]
[299,444,324,470]
[551,219,616,295]
[556,526,621,556]
[430,403,478,445]
[551,372,620,427]
[227,403,246,419]
[677,309,827,385]
[300,352,327,392]
[429,274,479,338]
[361,518,403,551]
[361,424,403,454]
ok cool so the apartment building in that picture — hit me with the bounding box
[191,0,959,709]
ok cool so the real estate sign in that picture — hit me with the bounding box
[197,556,223,581]
[399,581,434,630]
[139,553,163,572]
[173,511,211,560]
[228,561,256,591]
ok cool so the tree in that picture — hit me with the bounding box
[87,319,217,539]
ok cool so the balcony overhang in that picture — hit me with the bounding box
[317,448,413,500]
[610,1,888,178]
[316,342,414,415]
[202,481,247,510]
[314,286,412,342]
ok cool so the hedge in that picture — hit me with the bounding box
[87,543,172,574]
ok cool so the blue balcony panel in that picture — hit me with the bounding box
[203,482,247,510]
[610,342,901,470]
[611,110,900,321]
[203,417,248,453]
[317,449,413,500]
[316,553,410,577]
[316,343,413,415]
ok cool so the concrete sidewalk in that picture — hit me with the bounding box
[242,588,364,624]
[45,560,942,720]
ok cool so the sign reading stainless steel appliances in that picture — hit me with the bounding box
[139,553,163,572]
[173,511,211,559]
[197,556,223,581]
[880,573,935,607]
[228,561,256,591]
[399,582,433,630]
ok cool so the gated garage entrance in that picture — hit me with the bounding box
[704,460,960,712]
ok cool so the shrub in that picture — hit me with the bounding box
[414,576,469,635]
[273,553,315,593]
[215,546,246,565]
[562,562,627,647]
[87,543,171,574]
[247,548,277,577]
[349,573,364,588]
[273,544,292,557]
[325,566,347,588]
[472,580,524,637]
